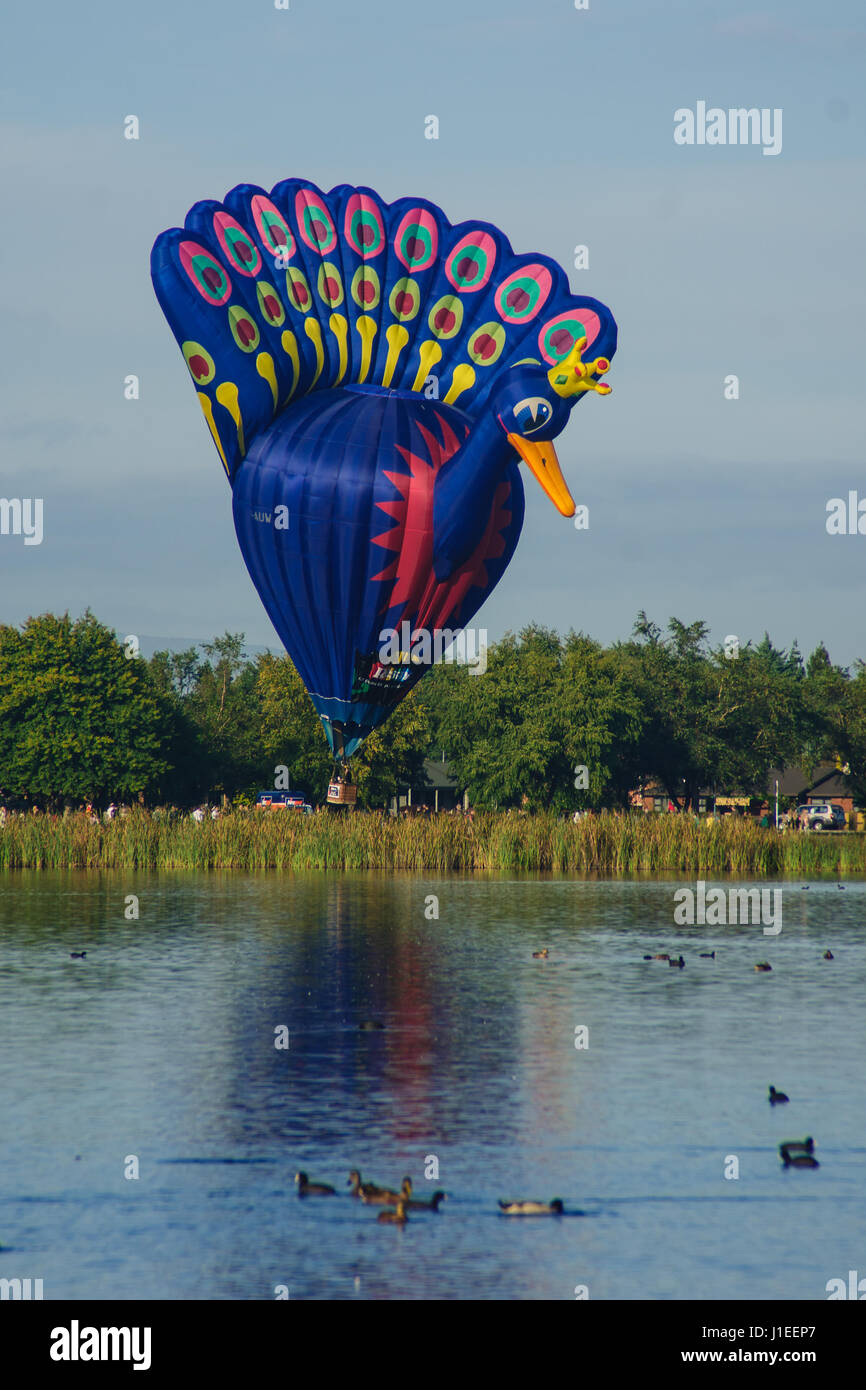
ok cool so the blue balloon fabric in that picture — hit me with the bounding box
[151,179,617,759]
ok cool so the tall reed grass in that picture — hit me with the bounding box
[0,810,863,874]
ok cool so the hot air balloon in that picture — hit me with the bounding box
[151,179,617,794]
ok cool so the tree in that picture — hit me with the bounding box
[256,652,332,798]
[611,614,804,807]
[183,634,264,798]
[0,612,175,807]
[801,645,866,800]
[429,626,643,810]
[257,652,431,806]
[351,687,431,807]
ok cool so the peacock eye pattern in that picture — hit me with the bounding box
[494,265,553,324]
[179,241,232,305]
[250,195,295,259]
[317,262,345,309]
[427,294,464,340]
[295,189,337,254]
[213,212,262,277]
[256,282,285,327]
[445,231,497,292]
[394,208,439,272]
[467,323,506,366]
[351,266,380,311]
[344,194,386,259]
[539,310,600,366]
[228,305,260,353]
[388,277,421,321]
[182,341,215,385]
[285,266,312,312]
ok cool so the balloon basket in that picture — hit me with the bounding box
[327,781,357,806]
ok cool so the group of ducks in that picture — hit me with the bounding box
[294,1170,565,1223]
[768,1087,820,1167]
[641,951,834,971]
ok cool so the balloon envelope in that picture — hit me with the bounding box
[233,384,523,757]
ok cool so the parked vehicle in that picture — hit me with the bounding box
[802,802,846,830]
[254,790,306,810]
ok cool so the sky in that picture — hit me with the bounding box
[1,0,865,664]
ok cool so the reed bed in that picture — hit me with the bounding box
[0,810,863,875]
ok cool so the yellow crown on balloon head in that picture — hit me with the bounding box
[547,336,612,398]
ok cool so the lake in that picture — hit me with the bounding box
[1,872,863,1300]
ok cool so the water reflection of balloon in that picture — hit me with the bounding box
[151,179,617,766]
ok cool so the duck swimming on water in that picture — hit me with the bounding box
[405,1190,447,1212]
[781,1148,819,1169]
[361,1177,413,1206]
[779,1137,814,1155]
[377,1198,409,1225]
[769,1085,789,1104]
[498,1198,564,1216]
[348,1169,385,1198]
[295,1171,336,1196]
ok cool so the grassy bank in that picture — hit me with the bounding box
[1,810,864,874]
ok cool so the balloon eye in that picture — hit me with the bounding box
[513,396,551,434]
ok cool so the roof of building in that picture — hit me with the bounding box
[766,763,854,798]
[421,758,459,790]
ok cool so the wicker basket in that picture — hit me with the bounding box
[327,781,358,805]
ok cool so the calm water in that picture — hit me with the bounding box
[1,872,863,1301]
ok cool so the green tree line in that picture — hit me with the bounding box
[0,610,864,811]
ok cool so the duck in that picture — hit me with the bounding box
[823,950,834,960]
[70,951,87,959]
[405,1190,447,1212]
[498,1198,565,1216]
[699,951,715,959]
[755,962,772,972]
[532,948,550,958]
[361,1177,413,1206]
[348,1169,386,1199]
[781,1149,820,1169]
[779,1137,814,1155]
[768,1085,789,1104]
[837,884,846,890]
[669,955,685,968]
[295,1171,336,1196]
[377,1198,409,1225]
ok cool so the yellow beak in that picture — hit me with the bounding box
[506,433,575,517]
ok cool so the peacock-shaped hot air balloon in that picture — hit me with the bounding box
[151,179,617,780]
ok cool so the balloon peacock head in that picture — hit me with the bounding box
[488,337,612,518]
